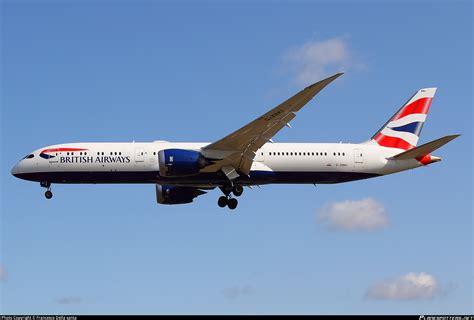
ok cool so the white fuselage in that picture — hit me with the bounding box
[11,141,424,187]
[10,79,449,208]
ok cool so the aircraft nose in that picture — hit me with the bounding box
[11,163,20,177]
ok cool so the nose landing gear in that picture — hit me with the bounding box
[45,190,53,199]
[40,181,53,199]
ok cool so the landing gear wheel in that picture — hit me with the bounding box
[227,198,238,210]
[222,184,233,194]
[233,185,243,197]
[41,181,53,199]
[218,196,228,208]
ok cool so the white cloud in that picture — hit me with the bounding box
[56,296,83,305]
[222,285,255,299]
[317,198,389,231]
[282,37,352,86]
[367,272,440,300]
[0,265,6,281]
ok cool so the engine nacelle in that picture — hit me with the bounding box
[156,184,206,205]
[158,149,208,177]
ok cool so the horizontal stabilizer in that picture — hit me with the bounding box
[388,134,460,160]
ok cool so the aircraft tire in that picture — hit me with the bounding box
[218,196,228,208]
[227,198,238,210]
[233,185,243,197]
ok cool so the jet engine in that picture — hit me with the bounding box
[158,149,209,177]
[156,184,206,204]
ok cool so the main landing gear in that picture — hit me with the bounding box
[218,196,238,210]
[41,181,53,199]
[217,184,244,210]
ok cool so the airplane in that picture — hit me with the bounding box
[11,73,460,210]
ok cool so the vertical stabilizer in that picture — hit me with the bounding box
[371,88,437,150]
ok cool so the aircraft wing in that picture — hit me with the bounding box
[201,73,343,176]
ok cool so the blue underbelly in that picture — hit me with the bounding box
[15,170,380,185]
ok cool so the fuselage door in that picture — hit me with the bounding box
[254,149,265,162]
[135,148,145,162]
[354,148,364,169]
[49,151,59,164]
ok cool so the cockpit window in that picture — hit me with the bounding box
[23,154,34,159]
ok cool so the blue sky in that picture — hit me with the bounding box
[1,0,472,314]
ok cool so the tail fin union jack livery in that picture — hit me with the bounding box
[369,88,449,165]
[372,88,435,151]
